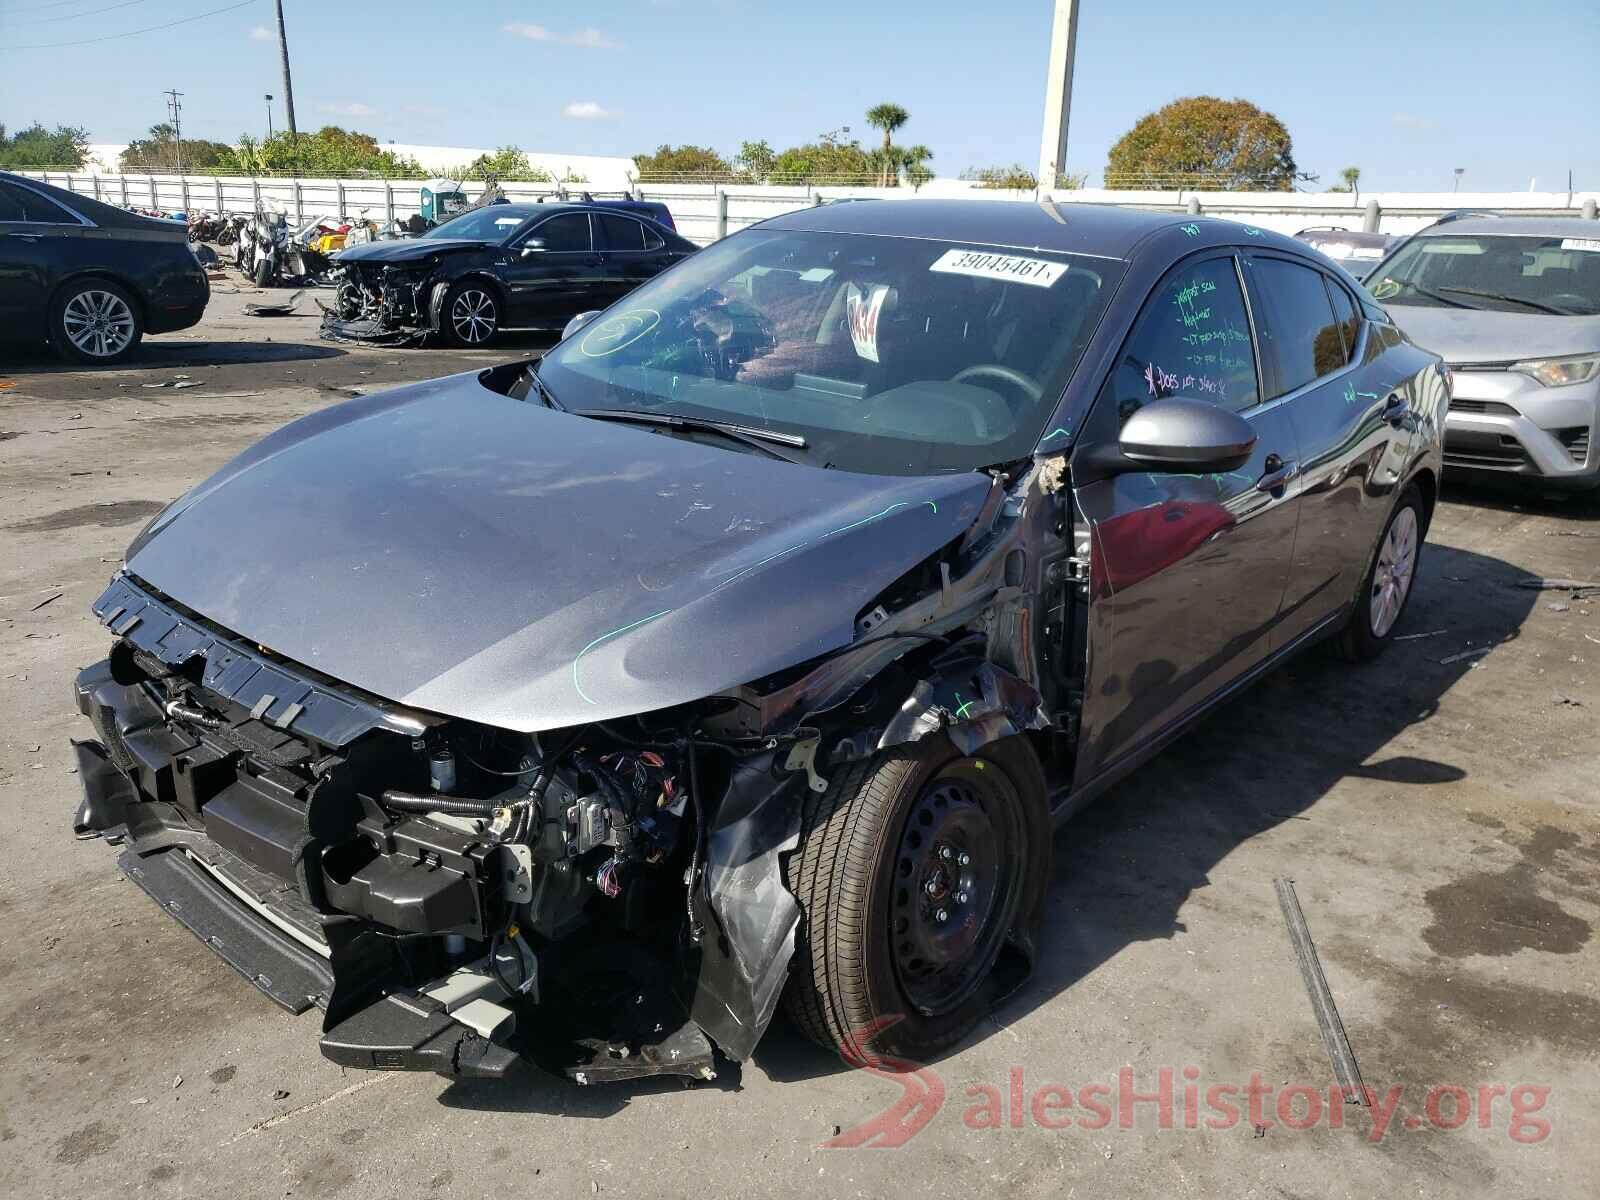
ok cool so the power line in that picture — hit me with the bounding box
[0,0,259,49]
[8,0,154,25]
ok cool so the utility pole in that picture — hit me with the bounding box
[1037,0,1080,194]
[265,94,274,140]
[274,0,298,140]
[164,89,184,174]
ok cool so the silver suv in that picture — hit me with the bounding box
[1366,217,1600,493]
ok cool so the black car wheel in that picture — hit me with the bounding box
[51,280,143,365]
[442,281,500,347]
[782,735,1049,1061]
[1335,482,1425,660]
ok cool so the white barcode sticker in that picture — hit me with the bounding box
[1560,237,1600,253]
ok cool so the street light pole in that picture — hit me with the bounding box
[1037,0,1081,193]
[265,94,274,141]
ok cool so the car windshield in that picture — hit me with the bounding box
[536,228,1120,475]
[423,207,528,241]
[1368,233,1600,315]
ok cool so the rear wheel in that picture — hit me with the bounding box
[1335,483,1424,660]
[50,280,143,365]
[440,280,500,347]
[782,736,1049,1061]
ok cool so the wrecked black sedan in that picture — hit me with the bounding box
[324,201,697,347]
[71,200,1446,1083]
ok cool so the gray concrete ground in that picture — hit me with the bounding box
[2,287,1597,1199]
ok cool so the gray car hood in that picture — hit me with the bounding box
[1385,303,1600,365]
[123,373,992,731]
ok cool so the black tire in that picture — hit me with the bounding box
[439,279,501,347]
[252,256,272,288]
[1335,483,1425,661]
[782,735,1050,1062]
[49,279,144,366]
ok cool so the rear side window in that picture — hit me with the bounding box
[533,213,592,253]
[1251,258,1346,397]
[0,181,75,224]
[598,214,649,251]
[1104,255,1260,421]
[1325,279,1360,364]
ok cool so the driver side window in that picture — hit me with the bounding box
[1104,256,1259,427]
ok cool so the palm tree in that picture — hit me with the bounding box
[1340,165,1361,193]
[865,102,909,186]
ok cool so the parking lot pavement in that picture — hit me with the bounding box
[2,295,1596,1199]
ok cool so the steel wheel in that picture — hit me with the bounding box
[449,288,498,344]
[1369,504,1418,637]
[61,288,137,359]
[890,770,1024,1017]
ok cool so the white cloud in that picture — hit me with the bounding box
[319,102,379,119]
[1390,113,1434,132]
[563,101,618,120]
[504,23,619,49]
[248,25,272,41]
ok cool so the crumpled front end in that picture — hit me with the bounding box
[319,260,441,346]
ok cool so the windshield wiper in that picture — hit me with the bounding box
[1398,282,1473,309]
[1434,286,1569,316]
[524,361,564,411]
[574,408,809,463]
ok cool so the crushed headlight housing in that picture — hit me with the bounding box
[1510,354,1600,388]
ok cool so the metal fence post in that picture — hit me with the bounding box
[1362,199,1381,233]
[292,180,302,221]
[120,176,129,206]
[1584,198,1598,221]
[715,187,728,239]
[92,176,102,203]
[215,178,224,212]
[148,176,157,208]
[385,182,395,225]
[336,181,346,220]
[180,177,190,212]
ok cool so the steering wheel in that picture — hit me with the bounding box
[949,363,1043,403]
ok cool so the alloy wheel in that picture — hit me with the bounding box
[450,289,498,344]
[62,289,136,359]
[1370,505,1419,637]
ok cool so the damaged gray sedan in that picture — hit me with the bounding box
[70,200,1447,1082]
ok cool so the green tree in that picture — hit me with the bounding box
[1327,165,1362,193]
[0,122,89,169]
[736,139,775,184]
[461,146,553,183]
[632,144,734,181]
[1105,96,1301,191]
[865,102,909,186]
[969,163,1038,190]
[225,127,424,177]
[119,123,234,173]
[771,135,874,184]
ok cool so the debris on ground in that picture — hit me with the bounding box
[1515,578,1600,592]
[244,290,307,317]
[1552,692,1584,707]
[29,591,64,611]
[272,1089,290,1100]
[1548,602,1571,613]
[1439,646,1494,665]
[0,379,15,391]
[1395,629,1448,641]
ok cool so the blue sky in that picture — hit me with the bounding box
[2,0,1597,190]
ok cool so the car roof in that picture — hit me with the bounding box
[758,199,1212,260]
[1410,216,1592,238]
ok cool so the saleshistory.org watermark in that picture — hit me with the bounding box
[825,1044,1553,1150]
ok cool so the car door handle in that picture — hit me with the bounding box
[1256,455,1298,493]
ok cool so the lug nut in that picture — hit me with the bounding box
[924,878,940,896]
[939,845,954,861]
[956,891,969,904]
[935,908,949,923]
[958,852,971,866]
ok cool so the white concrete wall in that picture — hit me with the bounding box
[18,170,1599,246]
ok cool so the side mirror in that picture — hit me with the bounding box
[519,238,547,257]
[1079,397,1257,479]
[562,310,602,341]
